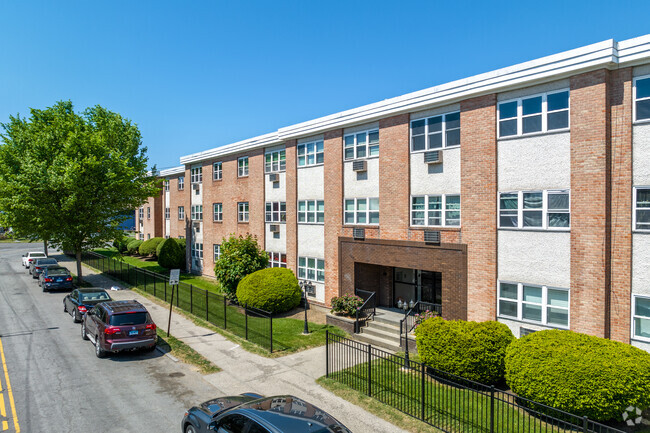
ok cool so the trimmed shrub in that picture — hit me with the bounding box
[236,268,301,314]
[415,318,514,385]
[505,329,650,421]
[138,237,164,257]
[113,236,129,253]
[331,295,364,316]
[126,239,143,255]
[214,234,268,299]
[157,238,185,269]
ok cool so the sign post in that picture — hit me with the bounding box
[167,269,180,337]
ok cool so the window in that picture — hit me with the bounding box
[298,200,324,224]
[213,244,221,262]
[265,202,286,222]
[633,295,650,341]
[178,176,184,190]
[213,203,222,222]
[139,233,144,240]
[265,150,286,173]
[147,207,151,219]
[178,206,185,220]
[498,281,569,328]
[163,180,169,191]
[411,194,460,227]
[411,111,460,152]
[297,140,324,167]
[344,198,379,225]
[298,257,325,282]
[147,234,151,239]
[499,190,570,230]
[268,252,287,268]
[190,166,202,183]
[164,208,170,220]
[634,187,650,231]
[238,157,249,177]
[498,90,569,138]
[238,202,249,222]
[217,414,248,433]
[213,162,222,181]
[344,129,379,160]
[191,205,203,221]
[191,243,203,259]
[138,208,143,220]
[635,76,650,121]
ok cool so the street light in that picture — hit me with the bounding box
[401,299,415,369]
[299,280,312,335]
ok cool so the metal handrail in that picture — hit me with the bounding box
[400,301,442,347]
[354,290,376,333]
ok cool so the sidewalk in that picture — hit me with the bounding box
[57,254,408,433]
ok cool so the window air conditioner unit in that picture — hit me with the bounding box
[423,230,441,245]
[352,160,367,172]
[270,224,280,233]
[192,183,200,190]
[424,150,442,164]
[353,228,365,240]
[269,173,279,183]
[520,328,536,337]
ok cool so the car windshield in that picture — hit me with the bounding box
[110,312,147,326]
[80,292,110,302]
[37,259,58,265]
[47,269,70,276]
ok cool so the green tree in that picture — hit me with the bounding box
[0,101,160,283]
[214,233,268,299]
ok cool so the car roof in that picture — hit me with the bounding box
[78,288,108,293]
[100,300,147,314]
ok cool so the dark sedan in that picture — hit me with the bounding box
[181,394,352,433]
[39,266,73,291]
[29,257,59,279]
[63,288,112,323]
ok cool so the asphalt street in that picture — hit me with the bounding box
[0,242,219,433]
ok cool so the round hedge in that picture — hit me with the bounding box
[236,268,301,314]
[138,237,164,257]
[415,317,514,385]
[157,238,185,269]
[505,330,650,421]
[126,239,143,255]
[113,236,129,253]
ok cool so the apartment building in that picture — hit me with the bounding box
[139,35,650,351]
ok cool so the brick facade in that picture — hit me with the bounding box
[167,174,186,239]
[141,191,163,239]
[285,140,298,273]
[324,129,344,305]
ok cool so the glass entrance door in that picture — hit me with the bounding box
[393,268,442,306]
[420,271,442,305]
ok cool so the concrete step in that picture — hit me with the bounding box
[373,314,404,327]
[364,320,401,334]
[352,333,402,353]
[360,325,402,345]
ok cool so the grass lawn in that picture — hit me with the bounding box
[155,329,220,374]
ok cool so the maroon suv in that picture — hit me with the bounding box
[81,300,157,358]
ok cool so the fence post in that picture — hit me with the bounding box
[153,278,157,297]
[190,285,193,314]
[367,344,372,397]
[134,266,138,287]
[490,385,495,433]
[223,296,227,329]
[205,290,209,321]
[120,260,122,280]
[176,285,179,307]
[144,272,147,293]
[164,280,167,301]
[583,416,588,433]
[325,330,329,377]
[245,304,249,340]
[269,315,273,353]
[421,363,425,421]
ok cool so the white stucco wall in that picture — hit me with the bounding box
[410,147,461,196]
[632,234,650,296]
[343,157,379,198]
[498,132,570,191]
[498,230,570,288]
[265,223,286,254]
[632,340,650,353]
[297,165,324,200]
[265,172,286,202]
[297,225,325,258]
[633,123,650,186]
[497,318,556,338]
[634,64,650,77]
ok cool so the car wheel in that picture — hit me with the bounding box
[185,424,197,433]
[95,337,105,358]
[72,309,79,323]
[81,322,89,340]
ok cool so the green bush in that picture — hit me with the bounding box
[331,295,364,316]
[113,236,129,253]
[138,237,164,257]
[157,238,185,269]
[214,234,268,299]
[415,318,514,385]
[126,239,143,255]
[505,330,650,421]
[236,268,301,314]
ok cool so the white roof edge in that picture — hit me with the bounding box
[158,166,185,177]
[179,34,650,164]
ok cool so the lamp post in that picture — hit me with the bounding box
[402,299,415,369]
[300,280,312,335]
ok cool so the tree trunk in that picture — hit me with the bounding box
[43,239,48,256]
[76,248,83,285]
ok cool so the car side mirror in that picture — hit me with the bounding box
[22,254,25,257]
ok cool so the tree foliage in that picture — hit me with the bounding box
[213,233,268,299]
[0,101,160,282]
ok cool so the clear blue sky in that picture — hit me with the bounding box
[1,0,648,170]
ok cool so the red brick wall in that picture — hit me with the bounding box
[168,174,187,239]
[460,93,497,322]
[324,129,344,306]
[285,140,298,273]
[141,190,163,239]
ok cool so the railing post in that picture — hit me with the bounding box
[355,309,359,333]
[205,290,209,321]
[190,285,193,314]
[245,303,249,340]
[325,330,329,377]
[490,385,495,433]
[583,416,588,433]
[367,344,372,397]
[421,363,425,421]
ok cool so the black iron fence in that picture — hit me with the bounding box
[326,332,624,433]
[354,289,376,333]
[79,251,275,352]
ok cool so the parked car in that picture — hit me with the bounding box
[39,266,74,291]
[181,394,352,433]
[22,251,47,268]
[63,288,112,322]
[81,300,156,358]
[29,257,59,278]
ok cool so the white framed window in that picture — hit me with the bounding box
[178,206,185,220]
[298,200,324,224]
[238,202,249,222]
[213,162,222,181]
[498,281,569,328]
[265,150,286,173]
[138,208,144,220]
[139,233,144,240]
[238,157,249,177]
[265,202,286,222]
[633,295,650,341]
[634,187,650,231]
[190,166,202,183]
[411,194,460,227]
[147,207,151,219]
[498,90,569,138]
[147,234,151,239]
[298,257,324,282]
[297,140,324,167]
[268,252,287,268]
[344,129,379,160]
[191,205,203,221]
[192,243,203,259]
[164,180,169,191]
[165,207,170,220]
[344,198,379,225]
[213,244,221,262]
[499,190,570,230]
[634,75,650,122]
[178,176,184,190]
[213,203,222,222]
[410,111,460,152]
